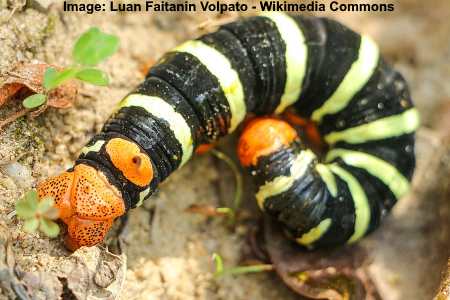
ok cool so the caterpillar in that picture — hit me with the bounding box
[36,12,419,250]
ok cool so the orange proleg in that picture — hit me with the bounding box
[195,143,215,155]
[283,110,325,153]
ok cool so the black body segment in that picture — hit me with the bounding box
[199,29,258,112]
[319,59,414,135]
[313,176,357,247]
[291,16,327,108]
[149,51,231,142]
[134,76,202,146]
[221,16,287,114]
[335,133,416,181]
[293,17,362,117]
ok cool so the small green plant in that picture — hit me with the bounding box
[212,253,273,278]
[22,27,119,109]
[210,149,243,224]
[15,189,60,237]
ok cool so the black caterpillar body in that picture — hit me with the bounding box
[38,13,419,249]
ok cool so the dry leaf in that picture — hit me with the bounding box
[0,62,78,130]
[264,218,381,300]
[0,62,77,109]
[47,80,77,109]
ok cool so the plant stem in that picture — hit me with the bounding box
[215,264,274,278]
[210,149,243,214]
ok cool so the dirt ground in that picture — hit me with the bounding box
[0,0,449,299]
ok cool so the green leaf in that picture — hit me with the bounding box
[23,218,39,233]
[39,218,60,238]
[43,67,78,90]
[22,94,47,109]
[37,197,55,214]
[16,190,39,219]
[212,253,224,276]
[76,68,109,86]
[216,207,234,217]
[73,27,119,66]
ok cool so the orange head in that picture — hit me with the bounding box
[237,117,298,167]
[37,163,126,251]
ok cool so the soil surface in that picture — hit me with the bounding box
[0,0,449,299]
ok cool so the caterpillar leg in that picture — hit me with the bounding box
[37,163,125,250]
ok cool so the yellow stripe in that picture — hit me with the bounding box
[325,108,420,145]
[328,164,370,243]
[120,94,193,167]
[81,140,105,155]
[296,218,332,246]
[312,35,379,122]
[326,149,410,199]
[315,164,338,197]
[174,40,246,132]
[255,150,316,209]
[136,187,151,207]
[260,12,307,114]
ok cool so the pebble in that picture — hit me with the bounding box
[0,161,34,188]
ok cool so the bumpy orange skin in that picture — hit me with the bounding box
[37,164,125,251]
[105,138,153,187]
[237,117,298,167]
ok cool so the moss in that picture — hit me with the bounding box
[10,117,45,164]
[43,13,57,36]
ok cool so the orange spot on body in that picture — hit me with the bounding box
[237,117,298,167]
[283,110,308,127]
[37,163,126,250]
[283,110,326,154]
[105,138,153,187]
[195,143,215,155]
[139,58,156,77]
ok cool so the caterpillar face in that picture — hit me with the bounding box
[37,163,125,250]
